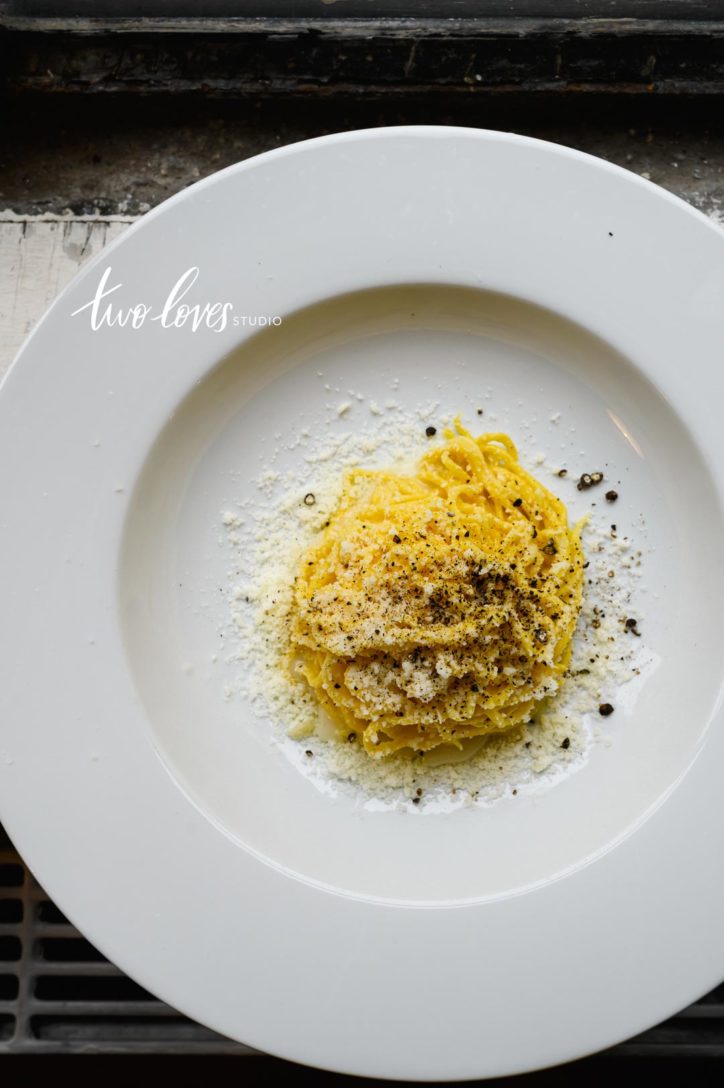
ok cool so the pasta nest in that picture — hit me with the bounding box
[288,421,585,757]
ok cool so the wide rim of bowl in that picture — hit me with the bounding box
[0,126,723,1080]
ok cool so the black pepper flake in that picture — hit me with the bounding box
[392,534,401,544]
[605,490,618,502]
[305,749,314,757]
[557,468,567,478]
[543,540,557,556]
[470,683,479,692]
[513,498,523,508]
[561,737,570,750]
[425,426,437,437]
[347,732,357,742]
[477,408,483,416]
[334,682,341,689]
[599,703,614,717]
[577,471,604,491]
[303,492,316,506]
[412,797,421,805]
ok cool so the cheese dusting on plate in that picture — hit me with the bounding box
[222,400,652,811]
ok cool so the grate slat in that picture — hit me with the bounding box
[29,962,123,976]
[678,1004,724,1019]
[28,1001,185,1017]
[32,925,83,938]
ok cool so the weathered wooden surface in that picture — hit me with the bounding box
[3,14,724,96]
[2,94,724,221]
[4,2,723,19]
[0,218,131,377]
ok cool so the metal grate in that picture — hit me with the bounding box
[1,820,722,1057]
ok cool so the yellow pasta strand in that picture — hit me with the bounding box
[288,419,585,757]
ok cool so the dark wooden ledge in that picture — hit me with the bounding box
[2,8,724,96]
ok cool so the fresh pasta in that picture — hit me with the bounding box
[288,419,585,757]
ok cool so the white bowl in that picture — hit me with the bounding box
[1,127,723,1079]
